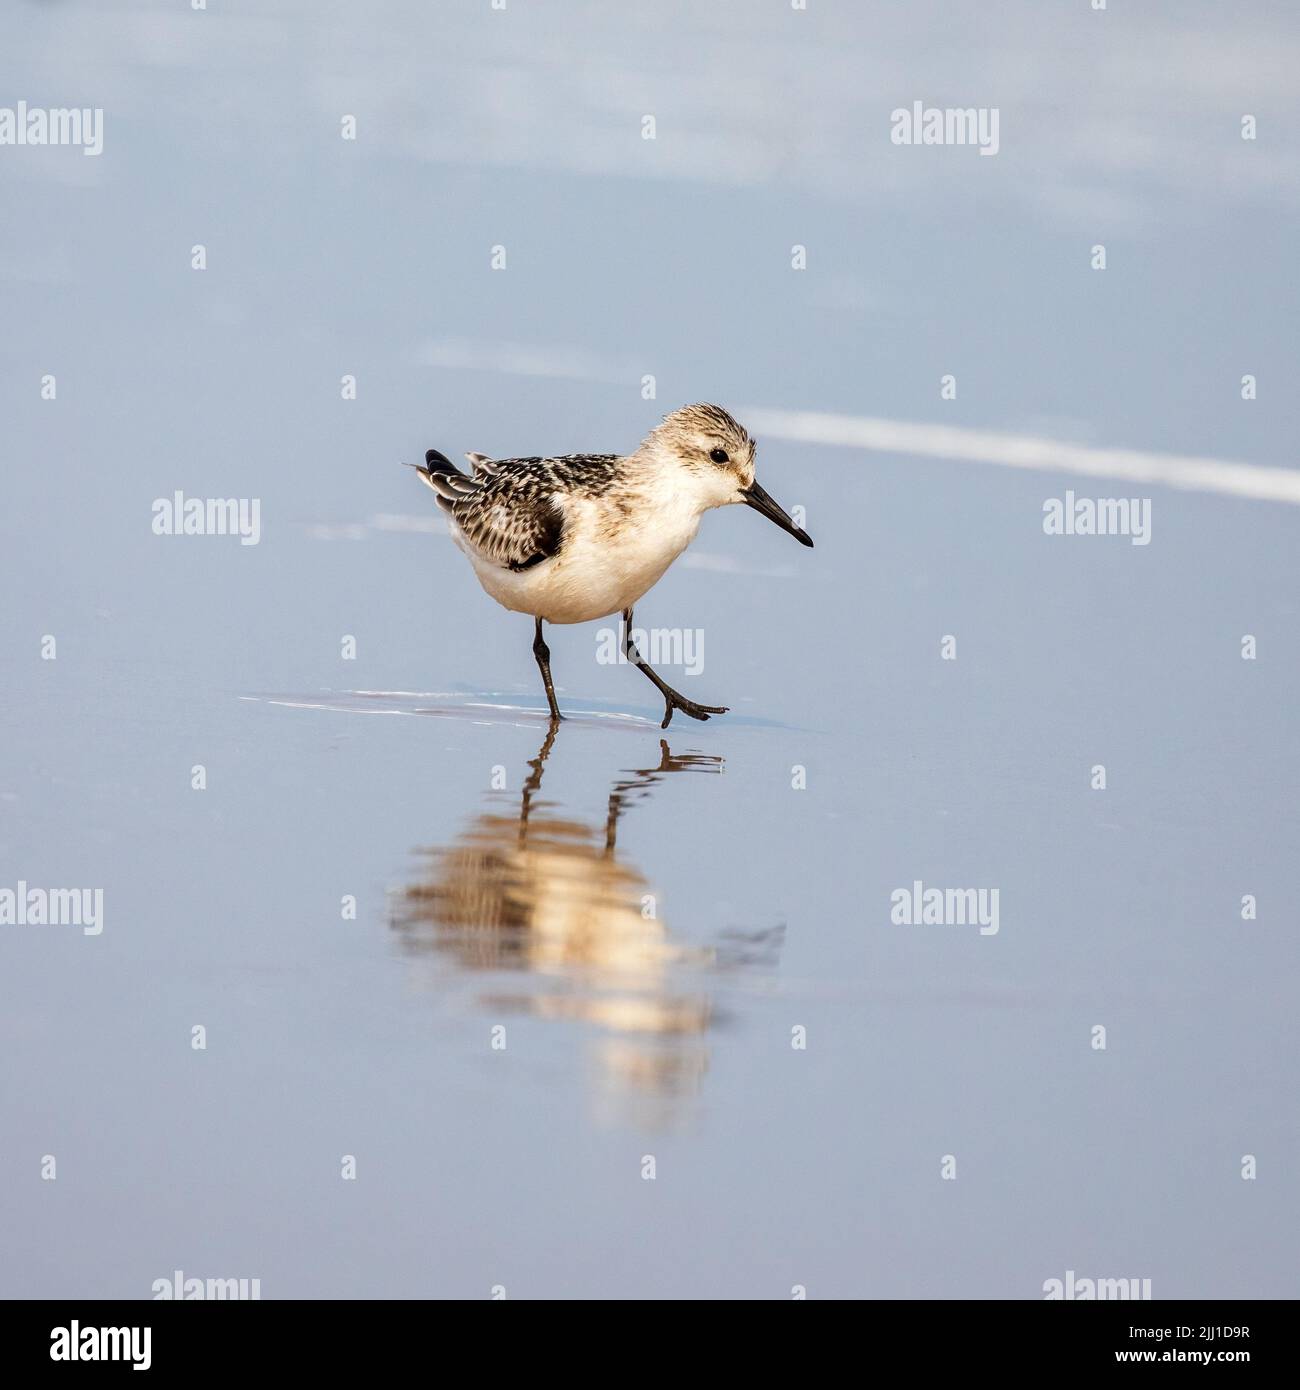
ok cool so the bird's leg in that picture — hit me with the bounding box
[532,617,563,723]
[622,607,728,730]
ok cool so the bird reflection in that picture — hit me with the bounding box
[393,728,729,1125]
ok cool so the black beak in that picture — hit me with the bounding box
[740,481,814,547]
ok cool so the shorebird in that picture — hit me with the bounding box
[409,403,813,727]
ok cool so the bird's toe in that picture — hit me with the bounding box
[660,692,728,726]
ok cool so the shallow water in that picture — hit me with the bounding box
[2,0,1298,1298]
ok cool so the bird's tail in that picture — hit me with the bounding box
[404,448,474,508]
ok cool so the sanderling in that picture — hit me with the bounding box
[408,403,813,728]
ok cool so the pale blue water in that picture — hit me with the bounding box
[1,0,1297,1298]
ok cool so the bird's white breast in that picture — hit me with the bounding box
[457,480,703,626]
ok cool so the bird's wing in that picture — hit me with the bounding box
[424,457,567,572]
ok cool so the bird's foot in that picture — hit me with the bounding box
[659,691,729,729]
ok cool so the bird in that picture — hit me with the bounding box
[408,403,813,728]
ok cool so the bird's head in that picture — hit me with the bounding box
[641,403,813,547]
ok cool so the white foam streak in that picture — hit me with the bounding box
[743,407,1300,506]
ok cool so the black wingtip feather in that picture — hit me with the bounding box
[425,448,463,477]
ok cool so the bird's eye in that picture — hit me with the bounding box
[709,448,729,464]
